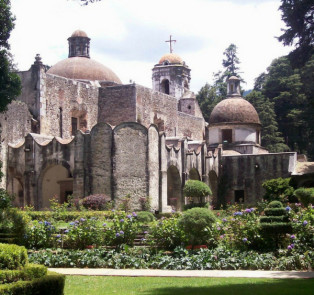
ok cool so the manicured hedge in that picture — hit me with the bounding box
[0,243,28,270]
[0,264,47,284]
[264,208,287,216]
[0,271,65,295]
[260,222,292,234]
[260,216,290,223]
[136,211,155,223]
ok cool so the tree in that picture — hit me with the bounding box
[0,0,21,112]
[222,43,244,82]
[246,90,289,152]
[278,0,314,67]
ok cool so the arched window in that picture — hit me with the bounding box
[161,79,170,95]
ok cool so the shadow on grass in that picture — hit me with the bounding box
[142,278,314,295]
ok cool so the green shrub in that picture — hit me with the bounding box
[178,208,216,246]
[260,216,290,223]
[264,208,287,216]
[183,203,208,211]
[0,271,65,295]
[262,177,294,202]
[294,187,314,207]
[136,211,155,223]
[183,180,211,201]
[0,189,13,210]
[268,201,283,208]
[82,194,110,210]
[0,244,28,270]
[0,264,47,284]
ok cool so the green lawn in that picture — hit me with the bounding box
[64,276,314,295]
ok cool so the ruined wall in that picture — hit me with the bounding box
[113,123,149,210]
[90,123,112,197]
[177,112,205,140]
[42,74,99,138]
[221,152,296,204]
[98,84,137,126]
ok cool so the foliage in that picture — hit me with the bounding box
[0,271,65,295]
[148,217,185,250]
[268,201,284,208]
[183,180,211,204]
[0,264,47,284]
[82,194,109,210]
[294,187,314,207]
[139,196,151,212]
[178,208,216,246]
[0,189,13,210]
[136,211,155,223]
[262,177,294,202]
[0,243,28,270]
[119,194,131,212]
[222,44,243,80]
[23,220,57,249]
[278,0,314,67]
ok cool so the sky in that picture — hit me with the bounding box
[10,0,293,92]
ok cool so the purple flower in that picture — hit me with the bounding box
[141,238,146,241]
[222,218,227,222]
[127,215,132,219]
[171,209,176,213]
[285,206,291,211]
[111,209,115,212]
[120,230,124,235]
[243,238,248,242]
[64,230,69,233]
[120,219,124,223]
[69,222,75,225]
[290,235,296,239]
[116,233,120,237]
[80,218,86,222]
[291,243,295,248]
[217,227,221,230]
[303,220,308,226]
[220,235,225,239]
[287,245,292,250]
[295,203,301,207]
[250,208,255,212]
[234,211,243,216]
[132,212,137,217]
[56,234,61,238]
[39,221,43,224]
[245,209,252,213]
[103,223,107,227]
[44,221,51,226]
[144,231,148,234]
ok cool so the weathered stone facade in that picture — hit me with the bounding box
[0,30,306,211]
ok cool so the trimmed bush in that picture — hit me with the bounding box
[294,187,314,207]
[0,264,47,284]
[183,202,208,211]
[178,208,216,246]
[262,177,294,202]
[136,211,155,223]
[0,271,65,295]
[0,243,28,270]
[183,180,212,200]
[268,201,283,208]
[260,216,290,223]
[264,208,287,216]
[82,194,110,210]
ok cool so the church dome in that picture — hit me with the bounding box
[47,57,122,83]
[209,98,260,125]
[47,30,122,83]
[159,53,183,65]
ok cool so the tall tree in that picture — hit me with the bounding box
[278,0,314,67]
[0,0,21,112]
[222,43,243,81]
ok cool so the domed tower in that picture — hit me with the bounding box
[152,37,191,99]
[207,76,263,154]
[47,30,121,84]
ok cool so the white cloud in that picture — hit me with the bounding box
[10,0,293,91]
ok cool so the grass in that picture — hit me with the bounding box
[64,276,314,295]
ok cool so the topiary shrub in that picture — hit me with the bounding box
[183,180,212,204]
[260,201,292,249]
[0,189,13,210]
[82,194,110,210]
[294,187,314,207]
[262,177,294,202]
[136,211,155,223]
[0,243,28,270]
[178,207,216,247]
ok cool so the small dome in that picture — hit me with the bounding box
[71,30,89,38]
[159,53,183,65]
[209,98,260,125]
[47,57,121,83]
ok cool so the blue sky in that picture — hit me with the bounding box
[10,0,292,92]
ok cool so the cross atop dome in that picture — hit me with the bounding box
[165,35,176,53]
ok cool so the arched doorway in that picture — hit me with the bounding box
[41,165,73,209]
[189,168,200,180]
[167,165,182,211]
[161,79,170,95]
[208,170,218,206]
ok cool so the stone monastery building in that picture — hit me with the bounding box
[0,30,307,212]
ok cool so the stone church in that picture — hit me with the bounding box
[0,30,310,212]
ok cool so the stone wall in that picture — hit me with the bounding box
[98,84,137,126]
[177,112,205,140]
[221,152,296,204]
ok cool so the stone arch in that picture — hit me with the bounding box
[189,168,200,180]
[38,161,73,209]
[208,170,218,206]
[161,79,170,95]
[167,165,182,211]
[7,177,24,207]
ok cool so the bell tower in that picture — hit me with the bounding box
[152,36,191,99]
[68,30,90,58]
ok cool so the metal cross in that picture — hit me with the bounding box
[165,35,176,53]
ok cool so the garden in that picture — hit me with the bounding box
[0,178,313,293]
